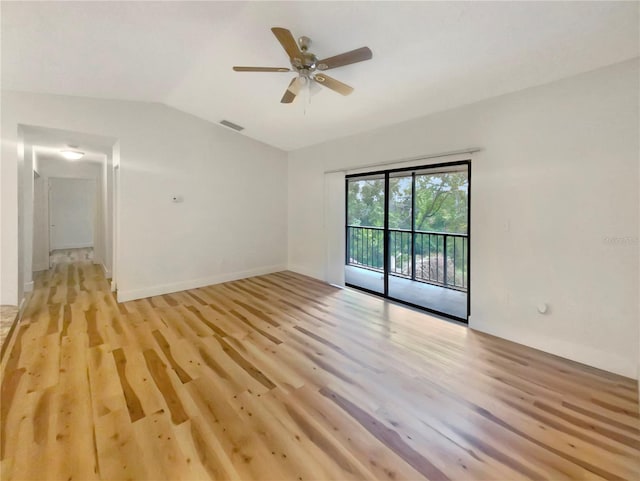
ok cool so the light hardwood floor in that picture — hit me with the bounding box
[49,247,94,264]
[1,259,638,480]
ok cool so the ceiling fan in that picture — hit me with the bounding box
[233,27,372,104]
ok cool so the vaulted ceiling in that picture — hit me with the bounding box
[2,1,638,151]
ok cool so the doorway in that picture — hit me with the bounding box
[21,125,118,297]
[345,160,470,321]
[48,177,97,266]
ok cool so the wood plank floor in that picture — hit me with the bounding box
[1,259,638,480]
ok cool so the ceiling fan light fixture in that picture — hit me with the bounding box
[60,149,84,160]
[233,27,372,104]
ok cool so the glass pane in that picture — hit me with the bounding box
[388,176,412,230]
[414,171,468,234]
[347,178,385,228]
[346,226,384,271]
[346,177,385,294]
[388,272,468,319]
[346,165,469,320]
[388,230,412,277]
[345,262,384,294]
[389,231,467,318]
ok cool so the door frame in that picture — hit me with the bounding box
[345,159,471,322]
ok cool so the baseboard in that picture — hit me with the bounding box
[17,290,32,320]
[116,264,287,302]
[18,296,27,312]
[23,281,34,293]
[470,317,637,380]
[52,243,93,250]
[100,263,112,279]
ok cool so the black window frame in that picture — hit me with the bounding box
[345,159,471,323]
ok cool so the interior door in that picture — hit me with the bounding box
[49,178,96,252]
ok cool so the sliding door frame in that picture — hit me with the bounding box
[345,159,471,323]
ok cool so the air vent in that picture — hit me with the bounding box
[220,120,244,132]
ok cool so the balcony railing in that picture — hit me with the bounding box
[346,226,384,271]
[347,225,468,291]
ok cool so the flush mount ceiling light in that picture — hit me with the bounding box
[60,146,84,160]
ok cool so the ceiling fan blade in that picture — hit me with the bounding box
[271,27,303,60]
[313,74,354,96]
[233,66,291,72]
[317,47,372,70]
[281,77,301,104]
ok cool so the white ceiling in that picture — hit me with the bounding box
[2,1,638,151]
[23,125,115,163]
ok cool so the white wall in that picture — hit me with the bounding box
[15,128,25,303]
[101,153,114,278]
[1,92,288,304]
[288,59,639,378]
[49,178,96,250]
[32,173,48,271]
[21,140,34,293]
[1,135,19,304]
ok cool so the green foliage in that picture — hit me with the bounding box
[347,170,469,289]
[347,172,468,233]
[347,178,385,227]
[415,172,468,234]
[389,176,411,229]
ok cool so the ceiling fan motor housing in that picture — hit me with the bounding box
[292,41,319,75]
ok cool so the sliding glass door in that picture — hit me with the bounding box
[345,174,385,294]
[345,161,470,321]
